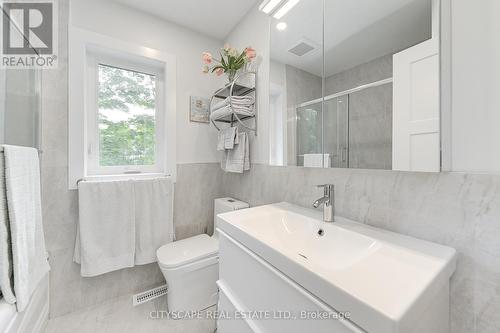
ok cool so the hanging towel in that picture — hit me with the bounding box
[74,178,174,276]
[75,179,136,277]
[225,127,240,149]
[222,132,250,173]
[134,178,173,265]
[2,145,50,311]
[217,130,225,151]
[0,149,15,304]
[217,127,240,151]
[303,153,331,168]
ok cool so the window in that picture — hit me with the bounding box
[69,29,176,189]
[86,54,165,176]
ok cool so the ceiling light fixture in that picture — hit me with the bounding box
[273,0,300,19]
[276,22,287,31]
[258,0,283,14]
[258,0,300,19]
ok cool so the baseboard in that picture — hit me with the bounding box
[30,302,49,333]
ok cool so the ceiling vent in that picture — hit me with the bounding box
[288,38,320,57]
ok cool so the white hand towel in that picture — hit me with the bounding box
[210,105,254,122]
[134,178,173,265]
[222,132,250,173]
[2,145,50,311]
[229,95,255,106]
[244,133,250,171]
[0,150,15,304]
[212,95,255,111]
[224,127,239,150]
[303,154,331,168]
[217,131,225,151]
[217,127,239,151]
[75,180,135,277]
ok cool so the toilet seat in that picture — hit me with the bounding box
[157,234,218,269]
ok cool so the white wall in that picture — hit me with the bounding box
[224,7,270,164]
[70,0,224,164]
[450,0,500,172]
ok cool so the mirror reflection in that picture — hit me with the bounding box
[0,69,41,149]
[269,0,439,172]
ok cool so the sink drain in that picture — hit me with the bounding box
[317,228,325,236]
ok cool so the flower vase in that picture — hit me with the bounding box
[227,69,238,83]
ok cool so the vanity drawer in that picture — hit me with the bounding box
[217,282,258,333]
[218,230,364,333]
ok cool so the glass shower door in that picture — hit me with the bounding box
[323,95,349,168]
[0,68,41,149]
[296,101,323,167]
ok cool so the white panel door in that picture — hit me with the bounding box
[393,38,440,172]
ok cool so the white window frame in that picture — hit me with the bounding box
[86,55,165,176]
[69,28,177,189]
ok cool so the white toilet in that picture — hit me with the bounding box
[156,197,249,312]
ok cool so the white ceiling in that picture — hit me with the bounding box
[109,0,260,39]
[270,0,432,77]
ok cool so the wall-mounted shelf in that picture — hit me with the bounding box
[209,71,257,135]
[213,84,255,99]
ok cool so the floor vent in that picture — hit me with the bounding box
[132,284,168,306]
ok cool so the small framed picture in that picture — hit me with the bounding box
[190,96,210,123]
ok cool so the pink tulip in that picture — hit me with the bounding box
[245,47,256,60]
[202,52,212,64]
[215,68,224,76]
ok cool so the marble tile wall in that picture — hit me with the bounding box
[324,54,393,95]
[174,163,225,238]
[348,83,393,170]
[221,164,500,333]
[39,0,225,318]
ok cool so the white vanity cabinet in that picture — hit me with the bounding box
[217,230,362,333]
[215,203,457,333]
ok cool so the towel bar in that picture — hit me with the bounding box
[76,174,172,186]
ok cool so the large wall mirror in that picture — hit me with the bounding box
[268,0,440,172]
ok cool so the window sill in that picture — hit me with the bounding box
[79,173,172,185]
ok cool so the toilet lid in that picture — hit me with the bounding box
[157,234,218,269]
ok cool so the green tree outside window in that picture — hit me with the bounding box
[97,64,156,166]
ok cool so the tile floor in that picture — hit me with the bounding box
[44,294,217,333]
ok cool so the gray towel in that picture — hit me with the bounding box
[222,132,250,173]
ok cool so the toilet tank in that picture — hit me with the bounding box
[213,198,249,236]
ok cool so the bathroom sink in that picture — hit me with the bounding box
[225,203,381,271]
[216,202,457,333]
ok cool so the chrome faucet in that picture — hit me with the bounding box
[313,184,334,222]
